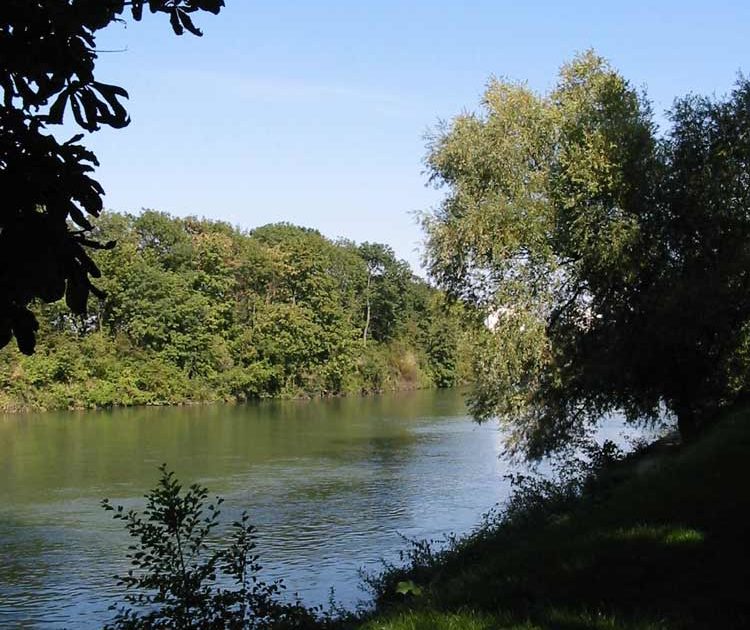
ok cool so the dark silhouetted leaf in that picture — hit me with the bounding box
[47,92,69,124]
[169,9,184,35]
[65,272,90,315]
[69,205,94,230]
[11,308,39,355]
[178,11,203,36]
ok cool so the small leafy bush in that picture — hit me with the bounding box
[102,465,326,629]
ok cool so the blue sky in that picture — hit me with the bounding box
[84,1,749,274]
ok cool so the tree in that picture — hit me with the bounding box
[2,209,469,411]
[358,242,410,346]
[0,0,225,355]
[423,51,750,457]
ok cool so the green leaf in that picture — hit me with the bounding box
[395,580,423,596]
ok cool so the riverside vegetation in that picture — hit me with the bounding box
[356,52,750,629]
[103,406,750,629]
[2,6,749,625]
[0,212,473,412]
[358,404,750,630]
[422,51,750,453]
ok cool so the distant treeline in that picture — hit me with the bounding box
[0,211,473,411]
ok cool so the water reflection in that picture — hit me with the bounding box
[0,389,645,628]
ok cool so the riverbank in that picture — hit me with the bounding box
[357,405,750,629]
[0,388,504,627]
[0,370,444,414]
[0,339,462,414]
[0,213,475,414]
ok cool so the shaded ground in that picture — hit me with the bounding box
[357,407,750,629]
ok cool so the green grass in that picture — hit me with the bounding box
[357,406,750,629]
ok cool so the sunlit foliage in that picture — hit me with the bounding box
[424,51,750,455]
[0,212,472,411]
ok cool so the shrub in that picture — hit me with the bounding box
[102,465,328,629]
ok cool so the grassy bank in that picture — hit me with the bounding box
[358,407,750,629]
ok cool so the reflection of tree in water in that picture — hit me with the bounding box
[0,389,509,622]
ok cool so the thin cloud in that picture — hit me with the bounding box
[178,68,418,115]
[235,76,406,106]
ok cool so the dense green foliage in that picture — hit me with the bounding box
[361,407,750,629]
[1,1,224,355]
[0,211,471,411]
[423,51,750,456]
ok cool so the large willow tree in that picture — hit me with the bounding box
[424,52,750,457]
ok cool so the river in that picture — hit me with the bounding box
[0,389,643,628]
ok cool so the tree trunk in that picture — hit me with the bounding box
[676,405,700,443]
[363,272,371,346]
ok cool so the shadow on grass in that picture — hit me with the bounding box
[363,409,750,629]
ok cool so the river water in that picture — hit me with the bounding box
[0,389,642,628]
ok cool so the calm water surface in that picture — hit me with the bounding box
[0,389,641,628]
